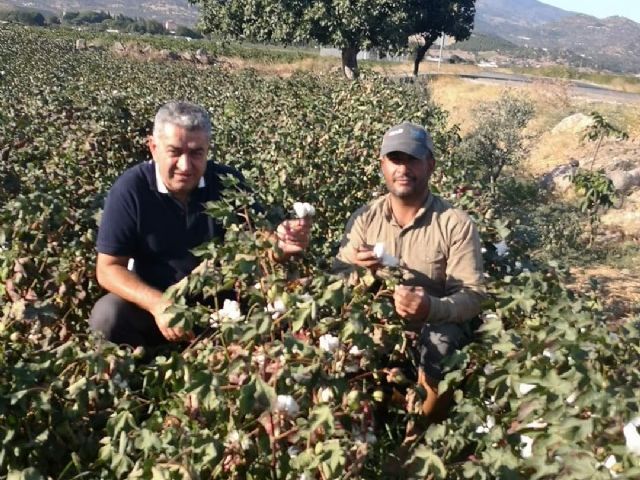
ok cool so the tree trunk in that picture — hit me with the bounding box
[341,47,359,80]
[413,44,429,77]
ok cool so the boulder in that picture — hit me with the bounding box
[608,167,640,193]
[75,39,87,50]
[112,41,126,53]
[551,113,595,135]
[195,48,210,64]
[540,162,578,192]
[180,51,194,62]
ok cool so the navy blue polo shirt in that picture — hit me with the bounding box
[97,160,244,291]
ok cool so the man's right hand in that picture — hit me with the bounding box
[151,300,194,342]
[352,244,383,270]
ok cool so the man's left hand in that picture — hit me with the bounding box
[394,285,430,330]
[275,217,312,259]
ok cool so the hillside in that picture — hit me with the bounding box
[0,0,199,25]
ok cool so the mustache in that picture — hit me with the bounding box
[393,173,415,181]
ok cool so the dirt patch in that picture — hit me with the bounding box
[567,263,640,319]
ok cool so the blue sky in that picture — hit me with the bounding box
[542,0,640,23]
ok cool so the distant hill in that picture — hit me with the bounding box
[475,0,640,73]
[476,0,574,29]
[0,1,199,25]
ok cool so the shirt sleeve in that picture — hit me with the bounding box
[427,213,487,324]
[96,179,138,257]
[331,205,369,275]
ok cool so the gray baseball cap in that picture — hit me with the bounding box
[380,122,434,161]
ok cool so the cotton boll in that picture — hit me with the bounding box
[623,417,640,455]
[319,334,340,353]
[275,395,300,417]
[494,240,509,257]
[373,242,400,267]
[518,383,536,395]
[293,202,315,218]
[520,435,534,458]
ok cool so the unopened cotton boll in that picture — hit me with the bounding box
[293,202,315,218]
[373,242,400,267]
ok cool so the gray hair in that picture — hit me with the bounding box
[153,101,212,138]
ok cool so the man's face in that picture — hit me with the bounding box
[148,123,209,201]
[380,151,434,201]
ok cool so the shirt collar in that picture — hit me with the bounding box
[153,160,205,194]
[384,191,434,227]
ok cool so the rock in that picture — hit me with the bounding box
[551,113,595,135]
[75,39,87,50]
[180,51,194,62]
[195,48,210,64]
[156,49,179,61]
[608,168,640,193]
[112,41,126,53]
[540,162,578,192]
[602,190,640,237]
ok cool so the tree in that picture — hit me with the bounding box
[191,0,472,79]
[408,0,475,76]
[582,111,628,170]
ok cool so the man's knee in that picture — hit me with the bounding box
[88,294,158,346]
[89,294,127,340]
[418,322,472,381]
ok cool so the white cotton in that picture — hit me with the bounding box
[603,454,619,477]
[287,446,300,458]
[210,299,242,324]
[623,417,640,455]
[253,353,266,366]
[603,455,617,469]
[518,383,536,395]
[476,415,495,434]
[267,298,287,319]
[349,345,363,356]
[275,395,300,417]
[318,387,334,403]
[494,240,509,257]
[226,430,240,444]
[319,334,340,353]
[293,202,316,219]
[525,419,548,429]
[566,391,578,405]
[520,435,534,458]
[373,242,400,267]
[297,293,313,303]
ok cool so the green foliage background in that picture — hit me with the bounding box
[1,25,639,479]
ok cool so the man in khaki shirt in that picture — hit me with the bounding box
[334,121,486,417]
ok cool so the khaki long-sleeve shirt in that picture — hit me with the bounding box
[334,193,487,324]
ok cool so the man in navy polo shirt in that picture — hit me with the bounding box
[89,101,311,346]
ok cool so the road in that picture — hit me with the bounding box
[423,71,640,105]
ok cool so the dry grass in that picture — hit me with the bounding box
[219,55,340,77]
